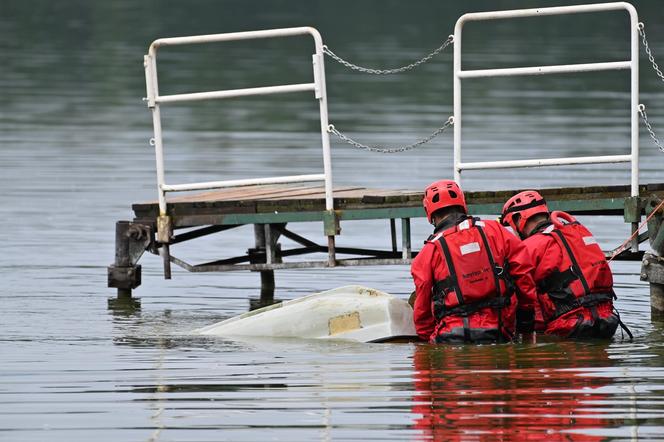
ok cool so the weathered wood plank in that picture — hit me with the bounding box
[132,182,664,227]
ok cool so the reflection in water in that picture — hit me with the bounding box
[412,342,617,440]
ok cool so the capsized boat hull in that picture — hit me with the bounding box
[194,285,418,343]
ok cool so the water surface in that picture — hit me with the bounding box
[2,0,664,440]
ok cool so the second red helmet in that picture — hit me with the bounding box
[423,180,467,223]
[500,190,549,236]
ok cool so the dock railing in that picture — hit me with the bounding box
[143,27,335,265]
[453,2,640,200]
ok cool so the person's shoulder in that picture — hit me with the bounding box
[411,239,436,269]
[476,218,508,235]
[523,227,556,249]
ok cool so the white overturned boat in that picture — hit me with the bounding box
[194,285,418,343]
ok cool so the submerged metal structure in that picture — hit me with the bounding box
[108,2,664,317]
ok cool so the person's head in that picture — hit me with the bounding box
[423,180,467,225]
[500,190,549,239]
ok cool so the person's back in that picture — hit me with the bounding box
[411,180,538,344]
[501,191,630,339]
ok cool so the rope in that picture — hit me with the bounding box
[608,198,664,262]
[323,35,454,74]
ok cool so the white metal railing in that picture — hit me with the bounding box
[143,27,334,218]
[453,2,640,198]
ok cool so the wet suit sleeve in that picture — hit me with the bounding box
[498,224,540,319]
[524,233,564,330]
[411,243,436,341]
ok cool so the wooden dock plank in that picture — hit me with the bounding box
[132,182,664,227]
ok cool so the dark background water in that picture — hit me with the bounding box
[2,0,664,440]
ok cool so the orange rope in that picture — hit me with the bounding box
[608,198,664,262]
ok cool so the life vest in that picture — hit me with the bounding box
[537,211,615,321]
[429,217,516,342]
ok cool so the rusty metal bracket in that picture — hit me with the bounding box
[323,210,340,236]
[108,221,152,295]
[156,215,173,243]
[623,196,641,223]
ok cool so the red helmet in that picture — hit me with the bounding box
[500,190,549,237]
[423,180,467,223]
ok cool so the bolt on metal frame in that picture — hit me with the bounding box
[453,2,640,200]
[143,27,337,264]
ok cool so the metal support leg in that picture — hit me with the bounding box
[390,219,397,253]
[327,236,336,267]
[253,224,276,302]
[161,244,172,280]
[157,215,172,280]
[108,221,151,298]
[401,218,412,260]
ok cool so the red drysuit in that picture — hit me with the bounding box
[411,215,539,343]
[521,218,619,338]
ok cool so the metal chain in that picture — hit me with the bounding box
[327,117,454,153]
[637,23,664,153]
[639,104,664,153]
[323,35,454,74]
[638,22,664,83]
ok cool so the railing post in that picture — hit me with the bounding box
[629,6,641,251]
[453,19,462,185]
[311,30,337,266]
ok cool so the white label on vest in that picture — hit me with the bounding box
[583,236,597,246]
[475,220,485,227]
[543,225,555,234]
[458,220,470,230]
[460,242,481,255]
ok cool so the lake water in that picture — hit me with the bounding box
[2,0,664,440]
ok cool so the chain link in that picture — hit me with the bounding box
[637,23,664,153]
[638,22,664,84]
[327,117,454,153]
[323,35,454,74]
[639,104,664,153]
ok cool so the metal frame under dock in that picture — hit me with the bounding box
[109,182,664,310]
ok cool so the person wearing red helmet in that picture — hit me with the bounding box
[500,190,631,339]
[411,180,539,343]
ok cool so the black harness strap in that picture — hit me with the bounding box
[436,235,463,304]
[615,308,634,341]
[550,292,614,320]
[436,295,512,319]
[538,267,578,294]
[436,234,470,340]
[550,227,591,296]
[476,224,505,340]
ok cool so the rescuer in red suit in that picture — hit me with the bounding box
[500,190,631,339]
[411,180,539,344]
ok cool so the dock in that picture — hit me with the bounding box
[109,7,664,318]
[110,182,664,300]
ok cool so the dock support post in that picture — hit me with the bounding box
[390,219,397,253]
[251,224,283,302]
[323,211,339,267]
[108,221,151,299]
[401,218,412,260]
[641,197,664,318]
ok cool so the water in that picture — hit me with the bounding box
[2,0,664,440]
